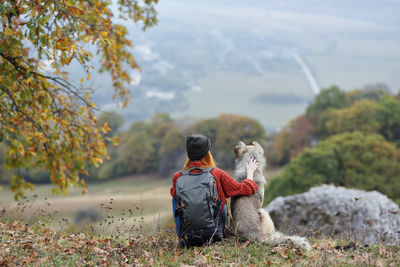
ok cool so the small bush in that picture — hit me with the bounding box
[265,132,400,205]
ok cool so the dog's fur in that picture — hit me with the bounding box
[231,141,311,250]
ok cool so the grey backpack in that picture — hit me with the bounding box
[175,167,222,246]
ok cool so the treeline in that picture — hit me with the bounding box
[89,113,266,180]
[0,113,266,184]
[265,86,400,205]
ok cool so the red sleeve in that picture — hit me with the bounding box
[170,172,182,199]
[212,168,258,198]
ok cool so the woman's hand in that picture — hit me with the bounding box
[245,158,259,181]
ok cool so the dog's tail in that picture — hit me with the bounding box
[265,231,312,251]
[258,208,311,250]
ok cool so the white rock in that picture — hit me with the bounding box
[266,184,400,245]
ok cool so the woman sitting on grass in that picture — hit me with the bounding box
[170,134,258,247]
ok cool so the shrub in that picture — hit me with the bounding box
[265,132,400,205]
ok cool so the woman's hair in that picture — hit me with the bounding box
[182,151,216,170]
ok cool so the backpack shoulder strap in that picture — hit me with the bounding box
[200,167,214,174]
[181,167,215,175]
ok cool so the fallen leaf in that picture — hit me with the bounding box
[272,247,288,259]
[240,241,250,248]
[94,247,107,254]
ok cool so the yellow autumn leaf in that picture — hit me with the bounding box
[101,31,108,37]
[8,149,15,156]
[112,136,119,146]
[87,74,91,80]
[25,182,34,191]
[18,146,25,157]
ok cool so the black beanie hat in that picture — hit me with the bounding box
[186,134,211,161]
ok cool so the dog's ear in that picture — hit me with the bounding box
[235,141,246,157]
[250,141,264,154]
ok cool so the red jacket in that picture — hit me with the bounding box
[170,162,258,211]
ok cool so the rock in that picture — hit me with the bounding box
[266,184,400,245]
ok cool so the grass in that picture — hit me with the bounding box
[1,220,399,266]
[1,173,399,266]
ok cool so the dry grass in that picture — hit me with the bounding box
[0,220,399,266]
[1,173,399,266]
[0,174,172,235]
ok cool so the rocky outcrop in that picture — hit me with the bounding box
[266,185,400,245]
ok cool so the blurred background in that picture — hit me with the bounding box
[1,0,399,234]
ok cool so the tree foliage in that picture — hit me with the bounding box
[265,132,400,205]
[377,95,400,145]
[316,99,382,138]
[121,121,159,173]
[0,143,12,183]
[271,86,399,166]
[306,86,350,115]
[316,95,400,145]
[269,114,318,166]
[97,111,124,139]
[0,0,158,198]
[347,88,389,103]
[158,128,185,176]
[189,114,267,168]
[271,86,350,166]
[86,113,267,180]
[90,113,179,179]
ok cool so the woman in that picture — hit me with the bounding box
[170,134,258,246]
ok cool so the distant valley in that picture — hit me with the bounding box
[78,0,400,130]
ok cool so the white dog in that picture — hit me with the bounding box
[231,141,311,250]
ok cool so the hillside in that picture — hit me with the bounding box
[1,172,399,266]
[1,221,399,266]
